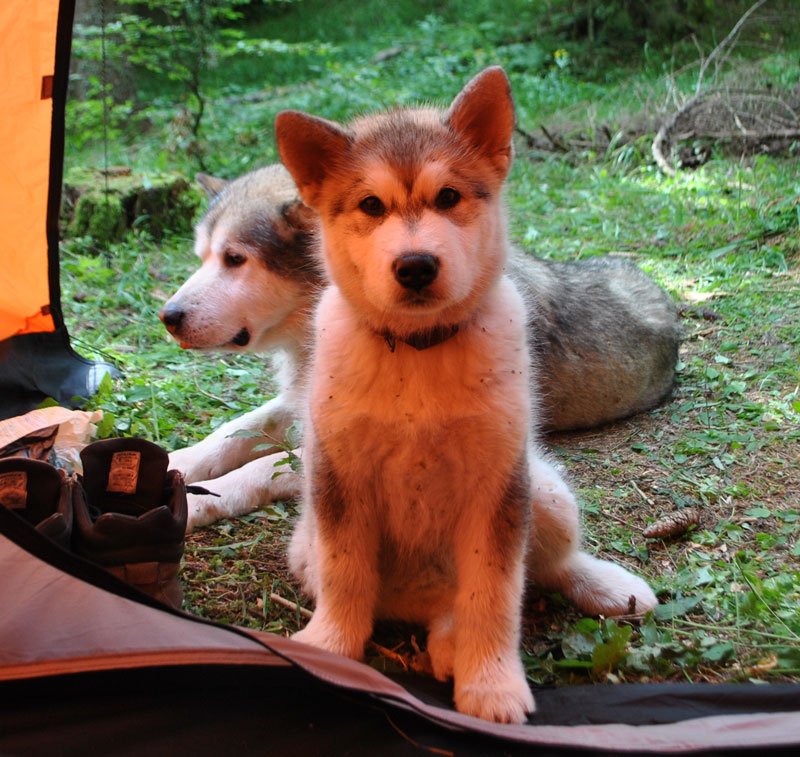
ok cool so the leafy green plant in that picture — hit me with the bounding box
[69,0,326,168]
[228,420,303,479]
[558,618,634,676]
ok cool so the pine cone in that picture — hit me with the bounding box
[643,508,700,539]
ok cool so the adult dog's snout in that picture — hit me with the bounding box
[159,302,185,333]
[393,253,439,291]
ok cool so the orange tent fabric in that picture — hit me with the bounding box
[0,0,60,340]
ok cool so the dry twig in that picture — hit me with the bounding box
[695,0,769,95]
[269,591,313,619]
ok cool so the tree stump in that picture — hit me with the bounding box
[62,168,202,244]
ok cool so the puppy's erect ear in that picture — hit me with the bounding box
[445,66,515,178]
[275,111,351,208]
[195,173,229,199]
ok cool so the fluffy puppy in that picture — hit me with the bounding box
[276,67,656,724]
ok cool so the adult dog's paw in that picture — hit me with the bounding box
[455,664,535,724]
[169,445,219,483]
[185,487,229,532]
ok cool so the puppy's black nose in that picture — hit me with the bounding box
[159,303,184,332]
[393,253,439,291]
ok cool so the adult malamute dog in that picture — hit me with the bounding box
[275,67,656,724]
[162,163,678,532]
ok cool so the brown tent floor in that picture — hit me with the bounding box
[2,506,799,755]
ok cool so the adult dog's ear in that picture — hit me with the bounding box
[195,173,229,199]
[281,198,318,232]
[445,66,515,179]
[275,111,351,208]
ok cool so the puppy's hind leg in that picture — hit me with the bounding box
[527,453,657,616]
[427,613,456,682]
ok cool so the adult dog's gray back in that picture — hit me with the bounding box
[509,254,679,431]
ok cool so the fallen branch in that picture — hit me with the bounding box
[368,641,411,671]
[653,89,800,176]
[539,123,570,152]
[653,1,799,175]
[515,122,636,158]
[630,480,654,506]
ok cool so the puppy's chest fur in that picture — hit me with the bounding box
[309,276,531,551]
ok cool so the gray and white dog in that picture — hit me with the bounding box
[161,163,679,530]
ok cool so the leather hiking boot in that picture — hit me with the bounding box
[0,458,74,548]
[73,438,187,609]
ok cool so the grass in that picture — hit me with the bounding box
[61,0,799,686]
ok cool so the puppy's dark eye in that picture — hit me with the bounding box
[435,187,461,210]
[223,250,246,267]
[359,196,385,217]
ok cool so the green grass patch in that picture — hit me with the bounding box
[62,0,800,686]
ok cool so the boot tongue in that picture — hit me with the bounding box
[80,438,168,517]
[0,469,28,510]
[0,459,62,525]
[106,450,145,496]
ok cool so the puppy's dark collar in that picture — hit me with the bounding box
[381,324,460,352]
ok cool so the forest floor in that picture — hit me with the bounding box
[62,0,799,685]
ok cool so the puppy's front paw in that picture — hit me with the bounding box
[455,662,534,724]
[567,553,658,616]
[291,616,366,660]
